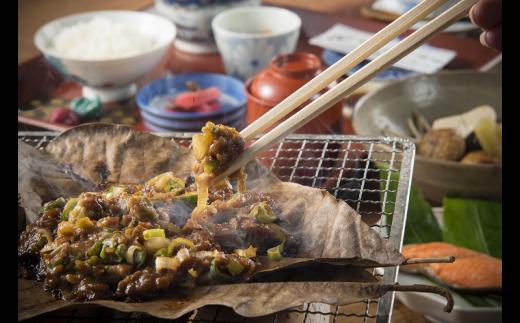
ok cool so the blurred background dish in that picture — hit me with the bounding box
[154,0,260,54]
[212,6,301,80]
[365,0,478,34]
[396,202,502,323]
[34,10,176,103]
[353,71,502,205]
[136,72,246,132]
[397,272,501,323]
[321,48,418,82]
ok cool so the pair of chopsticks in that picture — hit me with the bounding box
[214,0,478,182]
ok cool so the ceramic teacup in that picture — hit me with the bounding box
[212,6,301,80]
[155,0,260,54]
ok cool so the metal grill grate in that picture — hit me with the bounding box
[18,132,415,323]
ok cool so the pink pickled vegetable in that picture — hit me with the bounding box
[196,101,221,113]
[173,87,221,110]
[50,107,81,126]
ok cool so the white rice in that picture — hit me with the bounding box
[51,17,156,60]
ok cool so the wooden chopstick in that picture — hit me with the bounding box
[240,0,450,140]
[216,0,478,182]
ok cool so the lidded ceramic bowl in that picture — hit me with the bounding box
[245,52,343,134]
[155,0,260,54]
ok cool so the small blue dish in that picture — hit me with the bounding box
[321,49,418,81]
[144,115,246,132]
[136,73,246,121]
[140,107,246,131]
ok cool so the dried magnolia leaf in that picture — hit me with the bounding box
[18,141,96,223]
[18,123,414,319]
[45,123,194,184]
[18,279,393,321]
[19,278,453,321]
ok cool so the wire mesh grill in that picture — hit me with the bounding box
[18,132,415,323]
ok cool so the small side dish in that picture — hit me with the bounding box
[394,106,502,165]
[402,242,502,292]
[167,81,222,113]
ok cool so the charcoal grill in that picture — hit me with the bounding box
[18,132,415,323]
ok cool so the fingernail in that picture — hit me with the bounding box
[480,32,490,48]
[469,5,476,24]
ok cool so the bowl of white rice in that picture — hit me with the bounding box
[34,11,176,102]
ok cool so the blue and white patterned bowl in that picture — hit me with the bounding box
[144,117,246,132]
[212,6,301,81]
[136,73,247,131]
[155,0,260,54]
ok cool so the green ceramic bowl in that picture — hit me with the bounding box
[353,71,502,205]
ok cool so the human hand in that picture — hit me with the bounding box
[469,0,501,51]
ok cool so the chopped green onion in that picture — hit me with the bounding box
[267,223,287,244]
[115,244,128,259]
[144,237,170,254]
[43,197,66,212]
[208,259,234,283]
[154,248,168,257]
[100,241,123,263]
[134,250,146,268]
[267,243,284,261]
[167,237,195,256]
[126,245,146,268]
[75,216,94,230]
[143,228,165,240]
[50,257,65,268]
[99,244,111,259]
[86,256,99,266]
[249,202,277,224]
[226,259,245,276]
[61,198,78,221]
[234,246,257,258]
[145,172,185,193]
[86,241,102,257]
[57,221,74,236]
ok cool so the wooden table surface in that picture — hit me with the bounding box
[18,2,495,321]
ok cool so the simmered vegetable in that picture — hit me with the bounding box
[404,106,501,165]
[474,118,502,162]
[418,129,465,161]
